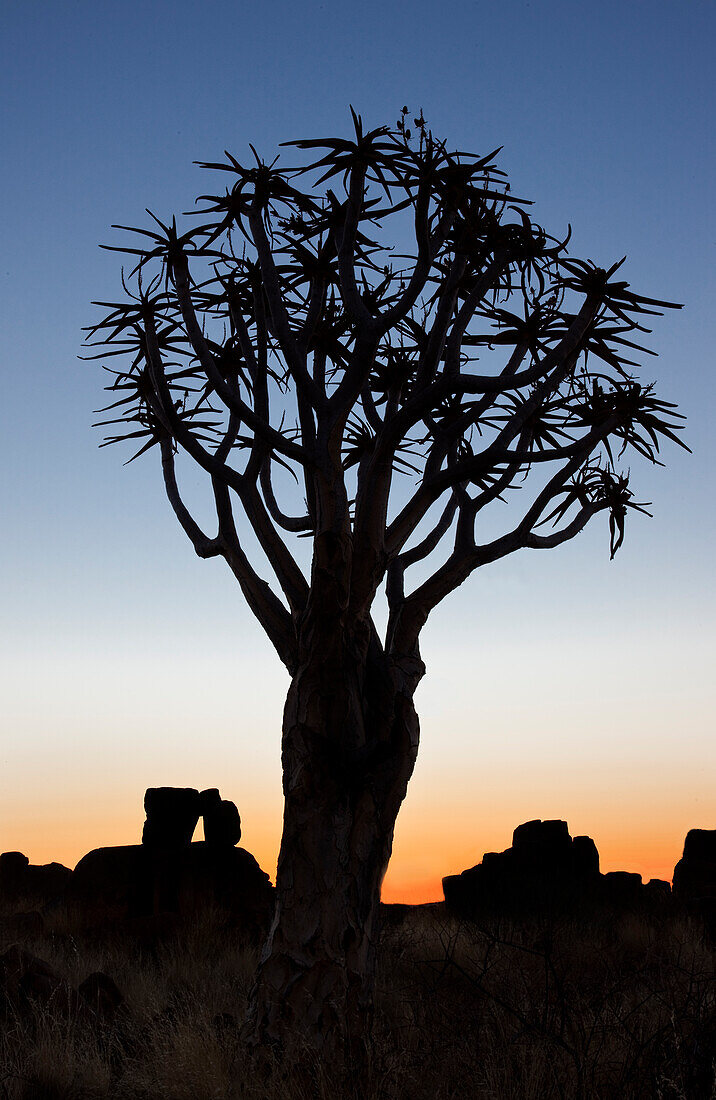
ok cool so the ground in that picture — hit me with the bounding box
[1,893,715,1099]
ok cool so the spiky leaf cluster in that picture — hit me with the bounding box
[84,109,687,669]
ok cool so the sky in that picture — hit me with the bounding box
[0,0,714,903]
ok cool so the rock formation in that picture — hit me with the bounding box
[200,788,241,846]
[0,851,71,906]
[443,819,601,914]
[140,785,242,849]
[673,828,716,925]
[443,819,674,916]
[141,787,202,848]
[0,787,271,939]
[60,786,272,937]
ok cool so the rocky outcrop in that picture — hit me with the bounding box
[0,851,71,907]
[673,829,716,923]
[443,820,674,916]
[0,787,271,940]
[443,819,601,914]
[64,841,274,936]
[600,870,645,907]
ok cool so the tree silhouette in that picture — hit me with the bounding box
[86,108,687,1061]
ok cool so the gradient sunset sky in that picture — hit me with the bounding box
[1,0,714,903]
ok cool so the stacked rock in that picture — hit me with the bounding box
[199,789,242,847]
[66,785,270,936]
[141,788,202,849]
[141,786,242,849]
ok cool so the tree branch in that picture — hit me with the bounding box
[212,478,298,672]
[160,438,223,558]
[248,203,323,408]
[171,254,307,464]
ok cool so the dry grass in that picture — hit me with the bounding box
[1,900,714,1099]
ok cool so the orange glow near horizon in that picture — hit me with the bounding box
[1,800,697,904]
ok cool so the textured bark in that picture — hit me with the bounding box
[245,607,424,1064]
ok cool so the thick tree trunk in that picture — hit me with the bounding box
[244,618,424,1066]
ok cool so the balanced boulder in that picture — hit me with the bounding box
[142,787,201,849]
[200,788,241,847]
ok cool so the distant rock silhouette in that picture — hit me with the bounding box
[0,852,29,891]
[601,870,644,907]
[673,829,716,924]
[644,878,672,899]
[443,820,674,917]
[0,851,71,906]
[443,819,601,914]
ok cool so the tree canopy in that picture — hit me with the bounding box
[86,109,686,673]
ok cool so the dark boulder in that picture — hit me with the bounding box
[0,852,29,893]
[66,844,159,923]
[64,841,274,937]
[513,818,570,851]
[682,829,716,863]
[201,789,241,847]
[178,843,274,935]
[24,862,72,901]
[644,878,672,899]
[673,829,716,922]
[0,852,71,907]
[78,971,124,1023]
[0,945,80,1018]
[142,787,201,849]
[572,835,600,877]
[600,870,644,906]
[199,787,222,814]
[380,902,413,928]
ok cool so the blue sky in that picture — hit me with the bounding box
[1,0,714,894]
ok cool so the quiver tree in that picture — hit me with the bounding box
[86,108,687,1060]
